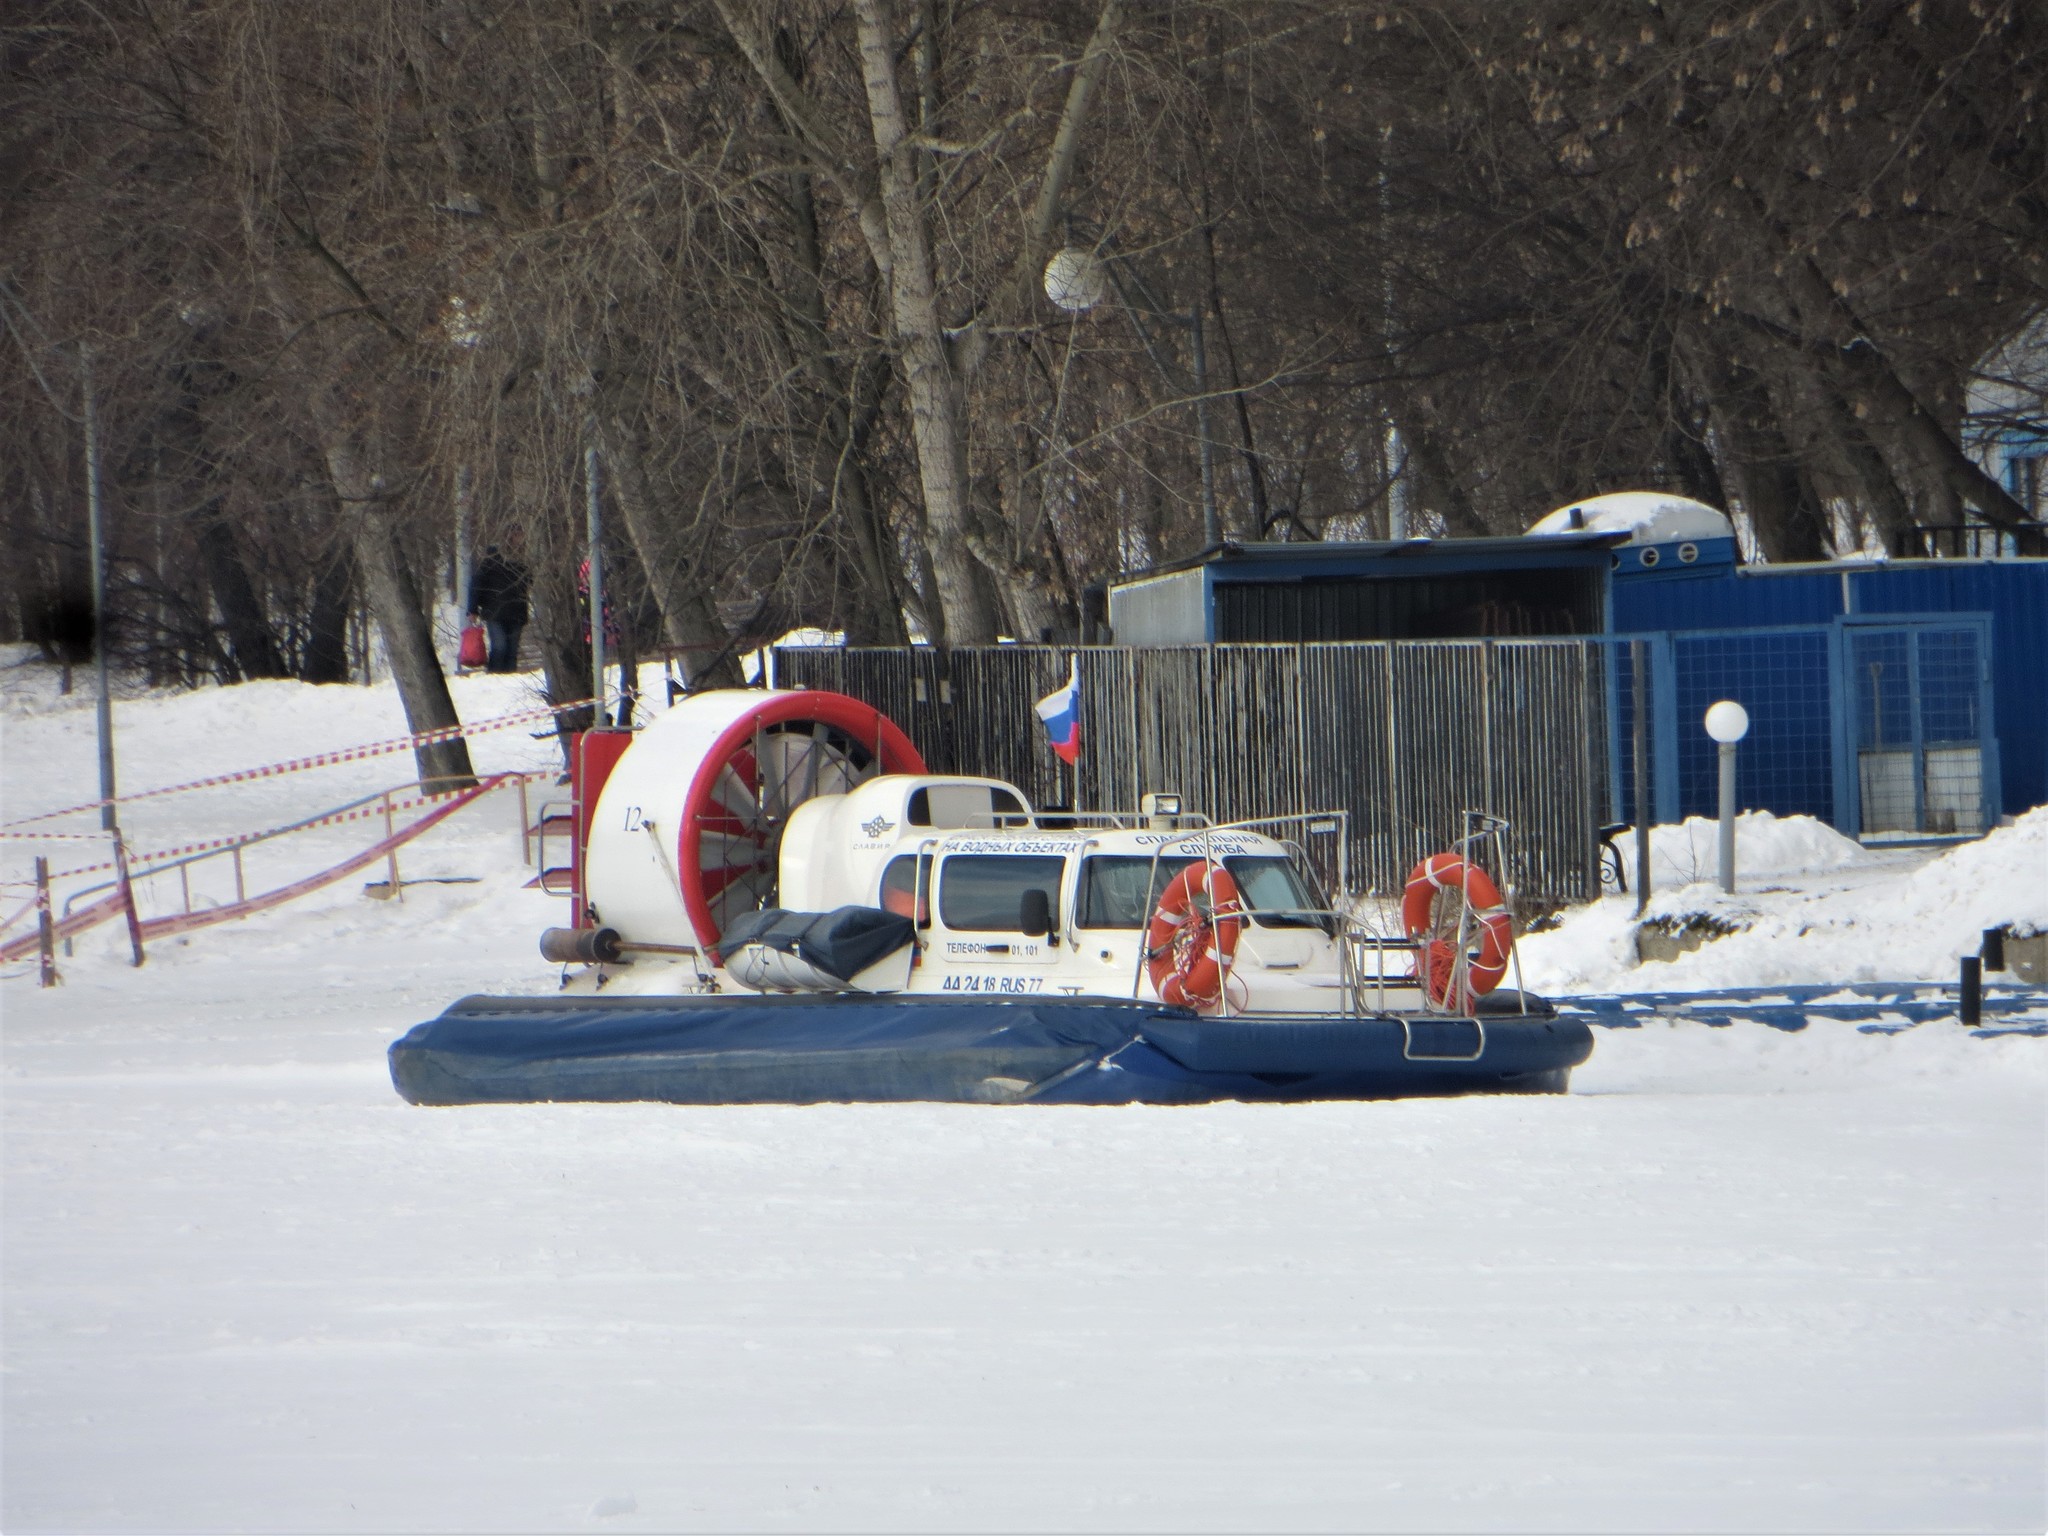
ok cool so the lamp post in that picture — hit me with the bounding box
[584,445,606,725]
[1043,245,1220,548]
[1704,700,1750,894]
[79,347,118,830]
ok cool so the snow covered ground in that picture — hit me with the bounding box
[1517,808,2048,995]
[3,655,2043,1532]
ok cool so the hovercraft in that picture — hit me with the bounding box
[388,689,1592,1105]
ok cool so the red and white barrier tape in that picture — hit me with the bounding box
[36,771,547,884]
[2,695,604,831]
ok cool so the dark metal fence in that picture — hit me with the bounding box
[773,642,1606,908]
[774,619,2008,903]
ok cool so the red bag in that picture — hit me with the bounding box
[458,621,487,669]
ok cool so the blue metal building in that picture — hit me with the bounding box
[1599,512,2046,839]
[1108,492,2047,842]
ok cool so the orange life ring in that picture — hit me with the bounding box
[1145,861,1243,1012]
[1401,852,1514,1007]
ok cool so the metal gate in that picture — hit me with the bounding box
[1841,618,1998,840]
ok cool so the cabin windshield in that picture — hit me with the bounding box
[1076,854,1333,932]
[1076,856,1196,929]
[1226,856,1334,933]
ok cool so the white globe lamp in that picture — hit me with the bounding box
[1704,700,1750,744]
[1042,247,1107,312]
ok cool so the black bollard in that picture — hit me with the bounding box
[1982,927,2007,972]
[1960,955,1983,1027]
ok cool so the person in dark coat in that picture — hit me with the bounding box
[467,541,531,673]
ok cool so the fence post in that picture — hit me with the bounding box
[1649,634,1681,825]
[1982,926,2007,972]
[110,832,145,967]
[383,791,402,901]
[1583,640,1605,902]
[1632,637,1651,917]
[1383,643,1401,880]
[1480,638,1496,824]
[34,856,58,987]
[518,774,533,867]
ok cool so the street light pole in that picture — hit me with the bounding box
[1380,124,1407,541]
[584,445,606,726]
[80,346,117,831]
[1048,244,1222,550]
[1189,308,1219,549]
[1704,700,1751,894]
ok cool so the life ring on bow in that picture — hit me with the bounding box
[1401,852,1514,1007]
[1145,861,1244,1012]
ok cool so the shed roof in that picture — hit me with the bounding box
[1122,532,1626,585]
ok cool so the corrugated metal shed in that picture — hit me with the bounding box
[1104,568,1206,646]
[1108,535,1619,644]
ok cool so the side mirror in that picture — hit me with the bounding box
[1018,887,1053,938]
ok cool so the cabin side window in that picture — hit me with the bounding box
[878,853,932,923]
[937,854,1066,931]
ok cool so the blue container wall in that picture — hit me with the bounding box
[1610,567,1842,630]
[1671,631,1836,824]
[1612,560,2048,818]
[1852,564,2046,817]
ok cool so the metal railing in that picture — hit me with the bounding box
[36,774,534,961]
[1902,522,2047,559]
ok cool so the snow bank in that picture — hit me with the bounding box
[1522,808,2048,994]
[1610,810,1868,887]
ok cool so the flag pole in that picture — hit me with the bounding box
[1065,653,1078,811]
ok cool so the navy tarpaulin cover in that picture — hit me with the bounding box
[388,993,1594,1106]
[713,906,915,981]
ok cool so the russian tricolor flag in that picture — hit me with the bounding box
[1034,660,1081,765]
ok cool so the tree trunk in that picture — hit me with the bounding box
[529,554,596,759]
[324,439,476,791]
[1653,332,1727,513]
[162,361,288,679]
[194,508,288,681]
[591,416,743,689]
[302,547,354,684]
[1407,420,1487,535]
[1691,343,1832,562]
[1768,247,2033,529]
[1763,350,1914,555]
[852,0,996,643]
[779,164,908,645]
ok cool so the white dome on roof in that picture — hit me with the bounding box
[1527,491,1732,544]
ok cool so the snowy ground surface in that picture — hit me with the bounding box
[3,654,2043,1533]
